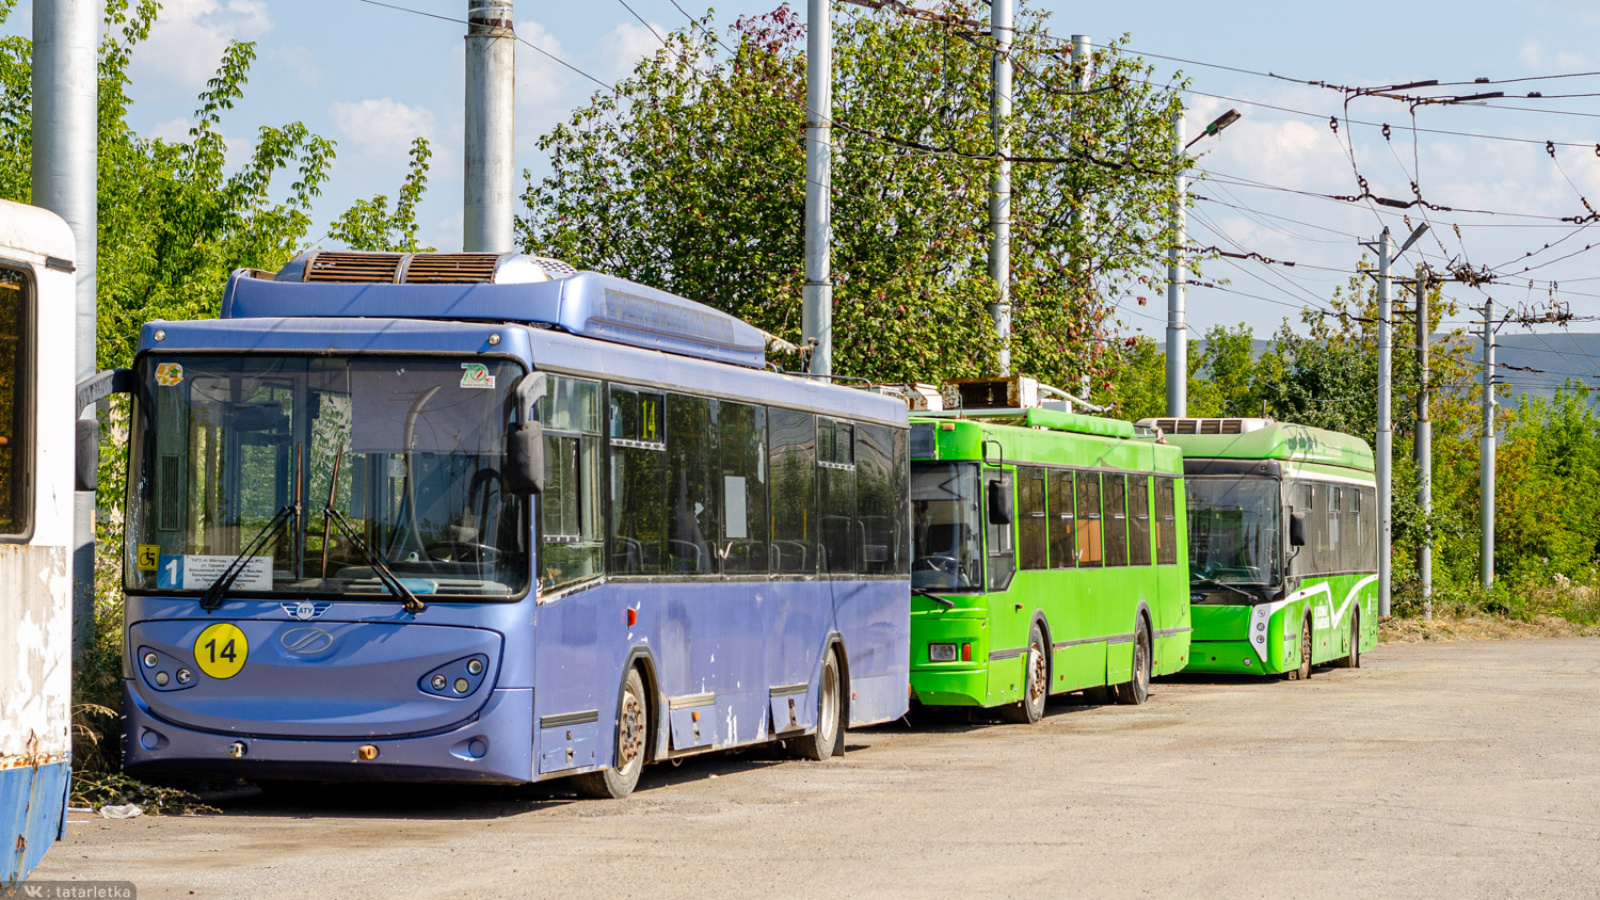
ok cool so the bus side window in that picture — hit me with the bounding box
[1103,473,1128,567]
[667,394,719,576]
[540,376,603,592]
[0,266,29,536]
[1128,476,1152,567]
[856,422,898,575]
[769,408,816,574]
[1075,471,1102,567]
[817,417,856,575]
[1048,469,1075,569]
[1018,466,1048,570]
[608,387,668,575]
[719,402,768,574]
[985,469,1015,592]
[1154,477,1178,566]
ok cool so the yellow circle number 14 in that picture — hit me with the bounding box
[194,623,249,680]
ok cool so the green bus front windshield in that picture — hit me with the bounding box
[125,355,529,599]
[1187,476,1281,588]
[911,462,983,592]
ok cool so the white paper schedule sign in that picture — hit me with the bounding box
[156,555,273,591]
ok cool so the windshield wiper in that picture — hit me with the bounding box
[199,504,298,611]
[1191,576,1258,601]
[912,587,956,608]
[322,504,425,614]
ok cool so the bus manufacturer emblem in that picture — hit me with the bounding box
[282,601,330,621]
[280,627,335,656]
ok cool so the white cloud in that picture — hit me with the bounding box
[1518,38,1594,72]
[597,21,666,82]
[132,0,274,94]
[327,98,439,157]
[272,45,324,88]
[515,19,578,133]
[148,117,193,143]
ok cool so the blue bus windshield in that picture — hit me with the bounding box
[125,355,529,599]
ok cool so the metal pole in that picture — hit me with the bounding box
[1165,108,1187,417]
[1416,268,1432,618]
[987,0,1013,376]
[1376,229,1393,617]
[33,0,100,661]
[1481,299,1495,589]
[802,0,833,377]
[464,1,515,252]
[1070,34,1090,398]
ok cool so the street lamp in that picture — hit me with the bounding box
[1167,108,1243,418]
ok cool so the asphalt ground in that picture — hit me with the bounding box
[32,638,1600,899]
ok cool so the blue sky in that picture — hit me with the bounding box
[13,0,1600,351]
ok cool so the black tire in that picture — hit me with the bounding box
[1335,611,1362,669]
[572,667,649,799]
[999,623,1048,724]
[1112,616,1152,705]
[794,647,844,761]
[1287,617,1313,681]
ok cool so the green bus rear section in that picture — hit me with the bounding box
[910,414,1190,708]
[1157,420,1380,677]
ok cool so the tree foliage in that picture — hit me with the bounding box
[521,1,1188,386]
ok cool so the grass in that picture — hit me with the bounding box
[1381,571,1600,643]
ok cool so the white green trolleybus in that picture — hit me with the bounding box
[1140,418,1378,678]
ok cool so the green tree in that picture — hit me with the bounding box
[521,2,1187,386]
[326,137,434,252]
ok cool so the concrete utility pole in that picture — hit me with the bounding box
[1165,109,1186,417]
[1481,298,1496,589]
[1416,267,1433,619]
[802,0,833,377]
[33,0,99,660]
[464,1,515,253]
[987,0,1014,376]
[1376,229,1393,617]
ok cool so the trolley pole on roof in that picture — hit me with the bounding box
[32,0,100,660]
[802,0,833,377]
[1416,267,1433,619]
[1481,298,1496,589]
[464,0,515,253]
[987,0,1014,376]
[1071,33,1091,399]
[1375,229,1393,617]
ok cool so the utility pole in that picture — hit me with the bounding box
[1165,108,1186,417]
[33,0,99,660]
[464,0,515,253]
[987,0,1014,376]
[802,0,833,376]
[1416,267,1433,619]
[1376,229,1393,617]
[1481,298,1496,589]
[1072,34,1090,400]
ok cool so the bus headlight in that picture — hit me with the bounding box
[929,643,957,662]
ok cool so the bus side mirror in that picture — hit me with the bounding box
[987,480,1013,525]
[506,421,544,495]
[1289,510,1307,547]
[75,419,100,492]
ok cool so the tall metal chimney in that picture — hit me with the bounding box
[464,1,515,252]
[32,0,100,659]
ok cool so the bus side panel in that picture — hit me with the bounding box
[830,579,910,727]
[532,588,609,777]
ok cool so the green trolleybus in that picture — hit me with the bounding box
[909,399,1190,722]
[1140,418,1378,678]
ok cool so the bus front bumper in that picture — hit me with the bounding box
[121,683,536,784]
[1182,640,1286,676]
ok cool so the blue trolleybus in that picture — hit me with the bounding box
[114,251,911,797]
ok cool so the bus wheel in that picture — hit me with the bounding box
[1335,612,1361,669]
[1112,617,1152,705]
[1287,618,1313,681]
[573,668,648,799]
[1000,623,1048,724]
[794,647,845,761]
